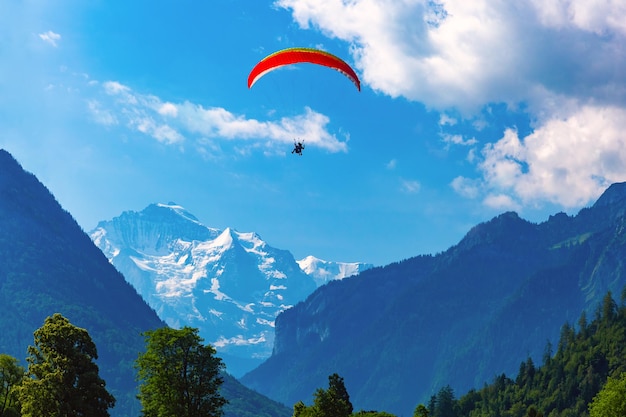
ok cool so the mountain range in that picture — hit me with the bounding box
[0,149,291,417]
[240,182,626,416]
[89,204,373,376]
[5,145,626,417]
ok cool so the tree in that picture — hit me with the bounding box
[413,404,429,417]
[588,372,626,417]
[136,326,227,417]
[0,354,24,417]
[292,400,311,417]
[427,395,437,416]
[433,385,457,417]
[601,292,618,323]
[312,373,353,417]
[16,313,115,417]
[291,373,357,417]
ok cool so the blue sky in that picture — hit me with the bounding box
[2,0,626,266]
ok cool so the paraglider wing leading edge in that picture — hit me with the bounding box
[247,47,361,91]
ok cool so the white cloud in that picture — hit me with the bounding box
[158,102,178,117]
[439,114,457,126]
[87,100,118,126]
[276,0,626,210]
[528,0,626,35]
[38,30,61,47]
[386,159,397,169]
[483,193,520,211]
[401,178,421,193]
[474,104,626,208]
[103,81,128,94]
[450,176,479,199]
[95,81,347,152]
[466,148,477,163]
[176,103,346,151]
[132,117,184,145]
[276,0,626,113]
[441,133,477,147]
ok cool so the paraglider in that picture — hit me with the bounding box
[249,48,359,155]
[247,47,361,91]
[292,140,305,156]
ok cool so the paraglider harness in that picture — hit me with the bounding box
[292,140,305,156]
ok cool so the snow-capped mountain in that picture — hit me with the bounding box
[297,255,374,286]
[89,203,369,377]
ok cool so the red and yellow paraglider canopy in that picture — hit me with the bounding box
[248,47,361,91]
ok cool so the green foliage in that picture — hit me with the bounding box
[293,400,318,417]
[292,401,309,417]
[424,385,460,417]
[136,326,227,417]
[413,404,429,417]
[317,373,353,417]
[526,405,543,417]
[16,313,115,417]
[306,373,353,417]
[588,372,626,417]
[447,289,626,417]
[0,354,23,417]
[292,373,397,417]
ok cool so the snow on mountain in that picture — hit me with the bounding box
[297,255,374,287]
[90,203,371,377]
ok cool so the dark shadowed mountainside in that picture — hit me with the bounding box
[0,149,166,416]
[241,182,626,417]
[0,149,290,417]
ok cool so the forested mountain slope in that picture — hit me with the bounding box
[450,291,626,417]
[0,150,165,416]
[242,183,626,417]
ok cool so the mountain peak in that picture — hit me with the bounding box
[148,202,204,225]
[592,182,626,208]
[213,227,235,249]
[457,211,534,251]
[297,255,374,286]
[90,210,320,376]
[0,148,17,166]
[92,203,220,256]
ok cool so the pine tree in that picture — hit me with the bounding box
[433,385,457,417]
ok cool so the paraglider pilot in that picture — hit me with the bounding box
[292,140,305,156]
